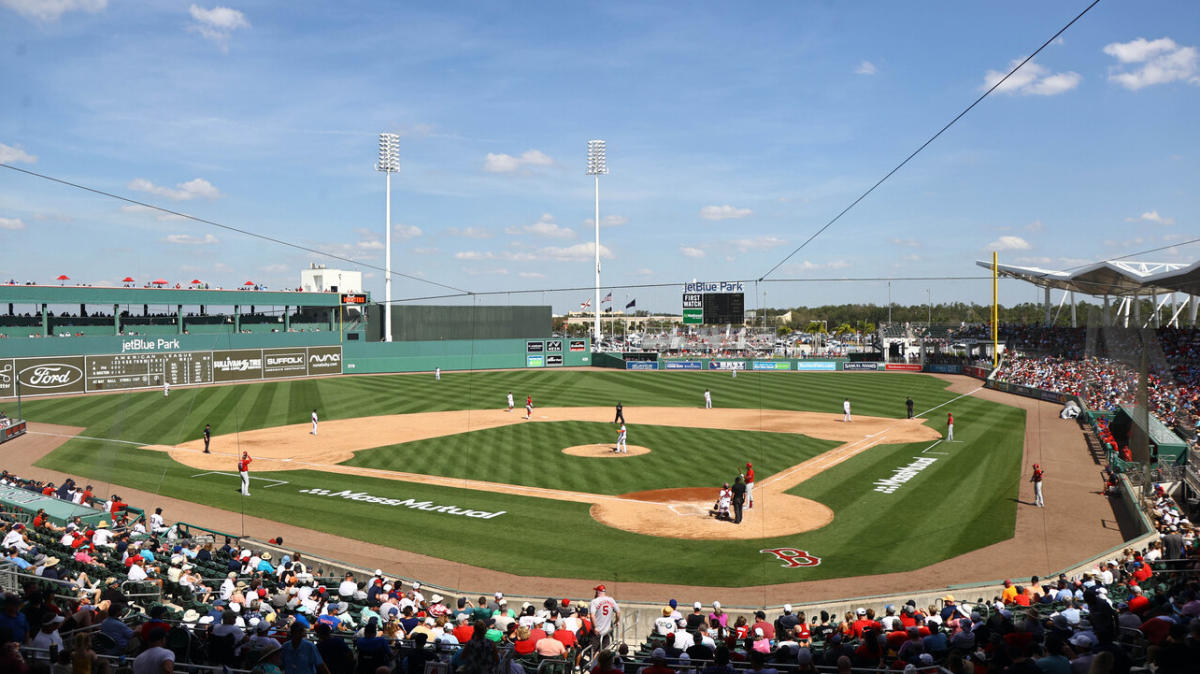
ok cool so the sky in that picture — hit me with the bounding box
[1,0,1197,316]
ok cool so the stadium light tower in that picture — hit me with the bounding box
[586,140,608,347]
[376,133,400,342]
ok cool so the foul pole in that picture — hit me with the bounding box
[992,251,999,368]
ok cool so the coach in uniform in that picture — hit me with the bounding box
[589,585,619,650]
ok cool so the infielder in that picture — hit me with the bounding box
[704,389,712,409]
[744,462,755,508]
[946,412,954,441]
[506,392,514,412]
[435,367,441,381]
[1031,463,1044,507]
[203,424,211,454]
[238,452,252,496]
[614,423,627,453]
[613,401,625,424]
[843,398,852,422]
[311,408,319,435]
[524,395,533,420]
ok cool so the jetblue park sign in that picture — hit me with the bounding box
[683,281,744,293]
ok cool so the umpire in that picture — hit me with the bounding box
[614,402,625,424]
[732,475,747,524]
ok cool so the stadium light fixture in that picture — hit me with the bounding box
[586,140,608,347]
[376,133,400,342]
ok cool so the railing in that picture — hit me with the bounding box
[20,644,253,673]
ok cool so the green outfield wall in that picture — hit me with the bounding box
[365,305,551,342]
[343,336,591,373]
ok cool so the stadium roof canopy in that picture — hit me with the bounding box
[975,259,1200,297]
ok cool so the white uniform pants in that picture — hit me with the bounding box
[240,471,250,495]
[311,421,318,435]
[1034,481,1044,507]
[746,482,754,505]
[947,424,954,441]
[616,435,627,453]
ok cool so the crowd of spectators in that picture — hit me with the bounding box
[0,465,1198,674]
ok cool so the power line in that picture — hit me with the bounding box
[1059,237,1200,272]
[759,0,1104,282]
[0,163,472,295]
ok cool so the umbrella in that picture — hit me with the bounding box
[122,277,135,283]
[56,274,70,281]
[244,281,255,286]
[190,279,202,284]
[152,279,168,285]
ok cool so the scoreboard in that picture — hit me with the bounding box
[682,281,745,325]
[86,352,214,390]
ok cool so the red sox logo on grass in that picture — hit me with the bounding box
[761,548,822,568]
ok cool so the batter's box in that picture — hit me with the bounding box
[667,502,709,517]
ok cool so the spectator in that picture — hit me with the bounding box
[281,623,330,674]
[132,627,175,674]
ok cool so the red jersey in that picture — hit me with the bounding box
[746,467,755,484]
[526,396,532,406]
[947,413,953,426]
[238,456,252,472]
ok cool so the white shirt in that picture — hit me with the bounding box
[220,579,236,600]
[150,513,165,531]
[312,411,318,424]
[653,616,676,636]
[92,529,113,546]
[31,629,63,658]
[60,532,75,546]
[589,595,619,636]
[128,564,148,581]
[132,645,175,674]
[338,580,357,597]
[2,531,29,551]
[844,400,852,413]
[507,394,514,407]
[704,391,711,400]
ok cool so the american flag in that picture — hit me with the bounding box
[602,292,612,304]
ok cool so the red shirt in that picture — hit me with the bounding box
[526,396,532,406]
[42,486,54,496]
[795,623,810,641]
[452,625,474,643]
[1128,594,1150,614]
[553,629,577,648]
[948,413,953,425]
[33,514,46,528]
[514,639,536,655]
[746,467,755,484]
[239,457,252,472]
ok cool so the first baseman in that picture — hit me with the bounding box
[843,398,852,422]
[704,389,712,409]
[614,423,627,453]
[506,392,514,412]
[311,408,319,435]
[203,424,211,454]
[238,452,253,496]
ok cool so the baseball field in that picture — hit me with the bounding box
[16,369,1024,587]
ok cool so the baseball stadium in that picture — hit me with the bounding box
[2,2,1199,674]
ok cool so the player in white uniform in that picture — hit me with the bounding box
[615,424,627,453]
[589,585,620,649]
[311,409,319,435]
[163,379,170,397]
[732,368,737,378]
[704,389,712,409]
[506,392,514,412]
[843,398,852,423]
[435,367,441,381]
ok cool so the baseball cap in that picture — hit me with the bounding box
[856,608,866,615]
[694,601,702,610]
[713,601,721,609]
[754,627,764,637]
[651,648,666,661]
[593,584,606,592]
[783,604,792,613]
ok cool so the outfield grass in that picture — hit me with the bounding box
[20,370,1025,586]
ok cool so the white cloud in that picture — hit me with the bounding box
[165,233,220,245]
[633,268,654,276]
[982,59,1081,96]
[888,238,920,248]
[855,60,877,75]
[0,0,106,22]
[988,235,1032,251]
[1104,38,1199,90]
[731,235,786,252]
[1016,256,1055,265]
[780,260,852,274]
[518,271,546,279]
[392,224,423,239]
[188,4,250,51]
[1126,210,1175,225]
[680,246,706,258]
[356,240,384,250]
[0,217,25,230]
[0,142,37,164]
[445,226,491,239]
[128,177,221,201]
[583,214,629,228]
[1026,220,1044,232]
[483,149,554,173]
[902,254,921,262]
[120,204,186,221]
[539,242,612,262]
[700,205,752,220]
[463,267,510,276]
[505,213,575,239]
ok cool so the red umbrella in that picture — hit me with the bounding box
[152,279,168,285]
[122,277,135,283]
[190,279,202,284]
[56,274,70,281]
[243,281,255,286]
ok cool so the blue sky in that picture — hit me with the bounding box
[1,0,1197,315]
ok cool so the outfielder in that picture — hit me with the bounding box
[435,367,441,381]
[614,423,627,453]
[843,398,852,423]
[311,408,319,435]
[163,379,170,397]
[704,389,712,409]
[238,452,252,496]
[745,462,755,508]
[203,424,211,454]
[524,395,533,420]
[946,412,954,441]
[1031,463,1044,507]
[506,392,514,412]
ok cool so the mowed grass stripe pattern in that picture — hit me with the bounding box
[342,421,841,495]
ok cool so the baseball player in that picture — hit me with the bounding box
[524,395,533,420]
[435,367,441,381]
[589,585,620,650]
[946,412,955,441]
[506,392,514,412]
[163,379,170,397]
[704,389,712,409]
[732,368,737,379]
[1031,463,1044,507]
[906,397,914,419]
[615,423,627,453]
[311,408,319,435]
[203,424,211,454]
[744,462,755,508]
[843,398,852,423]
[238,452,252,496]
[613,401,625,424]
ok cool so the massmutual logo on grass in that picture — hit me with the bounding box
[297,488,506,519]
[873,457,938,494]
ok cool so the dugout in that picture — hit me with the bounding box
[1107,405,1188,466]
[366,304,551,341]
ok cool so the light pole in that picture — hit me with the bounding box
[376,133,400,342]
[586,140,608,347]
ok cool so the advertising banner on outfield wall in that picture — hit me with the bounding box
[526,355,544,368]
[753,361,791,370]
[0,359,13,398]
[885,363,923,372]
[626,361,658,370]
[17,356,87,394]
[213,350,265,382]
[708,360,746,370]
[306,347,342,376]
[569,340,587,352]
[664,361,703,370]
[926,364,963,374]
[263,349,309,377]
[794,361,836,371]
[841,362,879,371]
[964,366,990,379]
[546,354,563,367]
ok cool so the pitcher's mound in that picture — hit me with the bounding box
[562,444,651,458]
[591,487,834,540]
